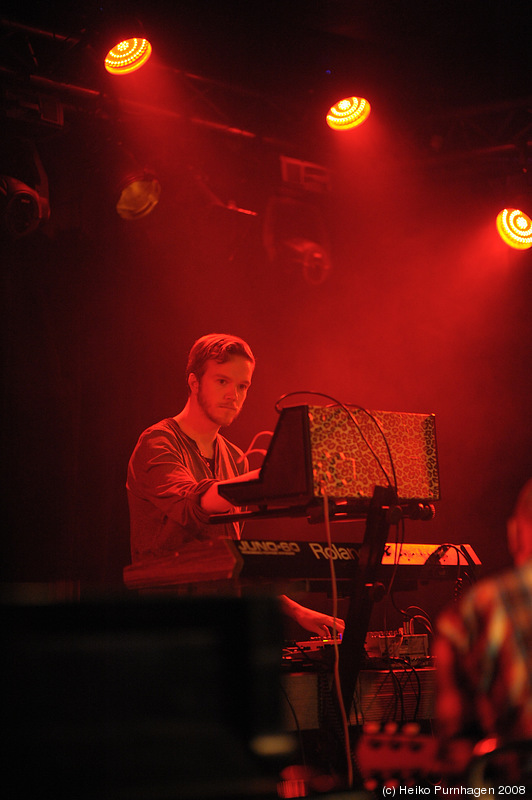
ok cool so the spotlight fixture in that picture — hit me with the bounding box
[326,97,371,131]
[263,194,332,284]
[116,170,161,220]
[97,13,153,75]
[0,138,50,237]
[496,208,532,250]
[283,237,332,285]
[0,176,50,237]
[104,37,153,75]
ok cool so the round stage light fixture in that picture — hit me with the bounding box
[0,176,50,238]
[116,171,161,220]
[104,37,152,75]
[496,208,532,250]
[326,97,371,131]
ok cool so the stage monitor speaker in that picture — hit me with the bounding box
[4,594,289,800]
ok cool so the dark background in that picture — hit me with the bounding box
[1,1,531,629]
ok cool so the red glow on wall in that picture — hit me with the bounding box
[496,208,532,250]
[104,38,152,75]
[326,97,371,131]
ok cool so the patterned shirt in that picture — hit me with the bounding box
[435,559,532,743]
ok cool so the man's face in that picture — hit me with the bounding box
[192,356,253,428]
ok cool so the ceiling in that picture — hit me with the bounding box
[1,1,530,175]
[1,1,529,96]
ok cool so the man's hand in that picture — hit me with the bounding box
[280,595,345,638]
[201,468,261,513]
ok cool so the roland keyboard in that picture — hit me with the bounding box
[231,539,480,585]
[123,538,480,591]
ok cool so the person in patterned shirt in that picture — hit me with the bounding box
[434,478,532,745]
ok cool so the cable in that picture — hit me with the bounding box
[408,614,434,636]
[322,491,353,789]
[394,658,423,722]
[274,390,398,493]
[424,542,478,595]
[279,682,307,767]
[391,603,434,636]
[389,664,405,723]
[383,516,406,598]
[237,429,273,463]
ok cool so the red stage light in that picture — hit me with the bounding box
[104,38,152,75]
[116,171,160,220]
[326,97,371,131]
[496,208,532,250]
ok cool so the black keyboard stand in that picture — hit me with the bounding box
[323,484,400,785]
[338,484,399,713]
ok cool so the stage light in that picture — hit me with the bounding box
[0,138,50,237]
[104,37,152,75]
[0,176,50,238]
[116,170,161,220]
[496,208,532,250]
[284,237,332,285]
[263,194,332,284]
[326,96,371,131]
[98,12,153,75]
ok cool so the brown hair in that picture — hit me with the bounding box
[185,333,255,391]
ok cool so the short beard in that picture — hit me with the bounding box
[197,382,239,428]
